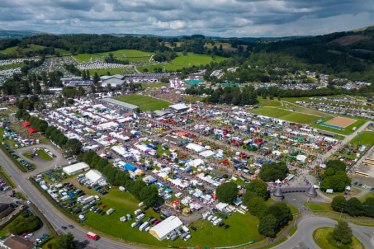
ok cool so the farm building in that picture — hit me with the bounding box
[149,216,183,241]
[63,162,90,176]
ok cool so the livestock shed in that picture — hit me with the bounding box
[149,216,183,241]
[63,162,90,176]
[85,170,106,183]
[102,98,139,111]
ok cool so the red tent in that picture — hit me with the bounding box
[22,122,30,127]
[28,128,38,133]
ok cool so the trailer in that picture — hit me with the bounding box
[86,232,99,240]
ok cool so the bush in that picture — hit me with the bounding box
[8,213,40,235]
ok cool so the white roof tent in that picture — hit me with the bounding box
[169,103,189,113]
[63,162,90,176]
[186,143,206,153]
[85,170,106,183]
[149,216,183,241]
[102,98,139,111]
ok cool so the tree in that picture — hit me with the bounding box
[326,160,346,172]
[139,185,159,207]
[331,220,352,245]
[331,196,347,212]
[345,197,363,216]
[247,196,268,219]
[55,233,77,249]
[129,180,146,200]
[267,202,292,228]
[65,139,82,155]
[258,214,278,237]
[216,182,238,204]
[363,197,374,217]
[246,179,268,199]
[259,162,288,182]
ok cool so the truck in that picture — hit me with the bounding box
[78,196,95,205]
[86,232,99,240]
[106,208,115,215]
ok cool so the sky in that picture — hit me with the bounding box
[0,0,373,37]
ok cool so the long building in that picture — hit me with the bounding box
[102,98,139,111]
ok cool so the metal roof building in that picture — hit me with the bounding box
[102,98,139,111]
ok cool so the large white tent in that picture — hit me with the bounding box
[149,216,182,241]
[85,170,106,183]
[63,162,90,176]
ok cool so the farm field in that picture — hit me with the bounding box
[88,67,133,76]
[0,45,69,57]
[114,95,171,111]
[349,131,374,147]
[258,98,282,107]
[250,107,320,124]
[138,53,228,72]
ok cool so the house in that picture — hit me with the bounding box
[0,203,14,219]
[1,236,36,249]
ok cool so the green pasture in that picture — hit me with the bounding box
[114,95,171,111]
[250,107,319,124]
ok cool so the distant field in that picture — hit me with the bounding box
[250,107,319,124]
[88,67,133,76]
[138,52,228,72]
[0,63,25,70]
[114,95,171,111]
[0,46,18,54]
[258,98,282,107]
[205,42,248,52]
[0,45,69,57]
[74,49,153,63]
[141,83,166,88]
[350,131,374,147]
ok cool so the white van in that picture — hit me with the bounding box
[138,202,144,207]
[94,195,100,201]
[139,222,149,231]
[131,222,137,228]
[134,209,142,215]
[135,214,145,222]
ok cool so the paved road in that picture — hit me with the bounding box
[273,215,374,249]
[0,148,143,249]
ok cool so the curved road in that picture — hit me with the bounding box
[0,149,143,249]
[273,216,374,249]
[1,146,374,249]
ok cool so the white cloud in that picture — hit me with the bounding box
[0,0,372,37]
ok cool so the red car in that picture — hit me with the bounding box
[101,205,107,209]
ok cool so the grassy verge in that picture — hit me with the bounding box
[255,237,287,249]
[16,192,26,200]
[359,192,374,202]
[30,202,58,238]
[304,202,332,211]
[313,227,364,249]
[36,150,53,161]
[0,145,27,172]
[288,225,297,236]
[0,166,16,188]
[22,152,33,160]
[42,238,57,249]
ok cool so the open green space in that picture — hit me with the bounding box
[250,107,319,124]
[138,52,228,72]
[22,152,33,160]
[74,49,154,63]
[288,205,299,214]
[313,227,364,249]
[42,238,57,249]
[304,202,332,211]
[350,131,374,147]
[258,98,282,107]
[88,67,132,76]
[310,118,367,135]
[57,178,262,248]
[0,46,18,54]
[36,150,53,161]
[0,63,25,70]
[114,95,171,111]
[141,83,166,88]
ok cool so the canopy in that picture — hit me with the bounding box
[28,128,38,133]
[22,122,30,127]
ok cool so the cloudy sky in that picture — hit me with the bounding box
[0,0,373,37]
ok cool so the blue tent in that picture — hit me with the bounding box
[123,163,137,171]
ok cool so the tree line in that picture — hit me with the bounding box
[82,151,159,207]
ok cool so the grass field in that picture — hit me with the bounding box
[313,227,364,249]
[310,118,367,135]
[250,107,319,124]
[74,49,154,63]
[0,46,18,54]
[258,98,282,107]
[64,181,262,247]
[349,131,374,147]
[138,52,228,72]
[36,150,53,161]
[88,67,131,76]
[141,83,166,88]
[304,202,332,211]
[114,95,171,111]
[0,63,25,70]
[359,192,374,202]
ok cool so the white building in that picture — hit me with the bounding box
[149,216,183,241]
[63,162,90,176]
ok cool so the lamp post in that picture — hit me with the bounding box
[340,207,344,219]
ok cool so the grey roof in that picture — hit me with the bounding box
[102,78,125,86]
[102,98,138,110]
[306,185,317,197]
[273,187,284,197]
